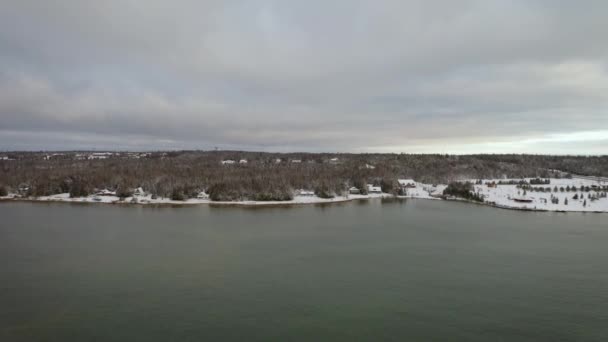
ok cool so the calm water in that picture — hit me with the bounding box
[1,199,607,341]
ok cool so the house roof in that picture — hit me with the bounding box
[398,179,416,185]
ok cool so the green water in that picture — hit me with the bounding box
[1,199,607,341]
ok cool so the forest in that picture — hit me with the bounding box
[1,151,607,201]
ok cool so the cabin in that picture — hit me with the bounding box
[297,189,315,197]
[398,179,416,189]
[349,187,361,195]
[133,187,145,197]
[221,160,236,165]
[487,181,497,188]
[96,189,116,196]
[367,184,382,194]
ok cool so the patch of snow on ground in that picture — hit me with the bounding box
[469,177,608,212]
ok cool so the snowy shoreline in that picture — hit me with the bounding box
[1,177,607,213]
[0,193,395,207]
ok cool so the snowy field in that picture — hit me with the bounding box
[469,177,608,212]
[1,177,607,212]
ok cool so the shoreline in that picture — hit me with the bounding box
[2,194,607,213]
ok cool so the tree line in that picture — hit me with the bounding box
[1,151,607,201]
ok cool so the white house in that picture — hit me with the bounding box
[291,159,302,163]
[239,159,248,164]
[297,189,315,196]
[398,179,417,188]
[221,160,236,165]
[349,186,361,194]
[197,191,209,199]
[88,152,112,160]
[329,158,339,164]
[367,184,382,194]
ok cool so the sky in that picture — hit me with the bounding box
[0,0,607,154]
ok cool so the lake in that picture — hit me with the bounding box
[1,199,607,341]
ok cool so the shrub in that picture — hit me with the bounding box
[69,179,91,198]
[443,182,484,202]
[314,186,335,199]
[380,178,398,195]
[0,185,8,197]
[171,188,187,201]
[116,187,134,199]
[207,182,243,201]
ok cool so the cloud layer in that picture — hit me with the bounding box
[1,0,607,153]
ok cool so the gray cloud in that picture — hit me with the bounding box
[0,0,607,153]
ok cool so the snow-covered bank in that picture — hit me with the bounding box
[0,192,393,206]
[2,177,607,213]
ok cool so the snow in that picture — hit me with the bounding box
[469,177,608,212]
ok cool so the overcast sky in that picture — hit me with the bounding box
[0,1,607,154]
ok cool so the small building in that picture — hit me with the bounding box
[297,189,315,197]
[486,181,497,188]
[96,189,116,196]
[88,152,112,160]
[349,187,361,195]
[398,179,416,189]
[197,191,209,199]
[367,184,382,194]
[221,160,236,165]
[275,158,282,164]
[239,159,248,164]
[329,158,339,164]
[133,187,145,197]
[365,164,376,169]
[290,159,302,163]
